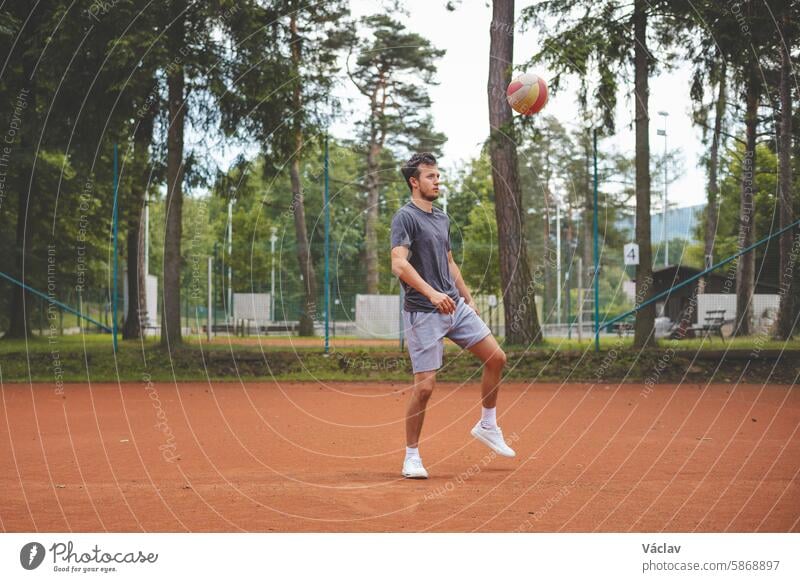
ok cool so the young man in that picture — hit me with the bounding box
[390,152,515,479]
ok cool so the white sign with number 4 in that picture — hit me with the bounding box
[624,242,639,266]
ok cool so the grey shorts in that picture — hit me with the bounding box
[403,296,492,374]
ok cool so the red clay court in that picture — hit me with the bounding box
[1,380,798,532]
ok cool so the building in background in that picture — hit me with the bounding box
[616,204,705,248]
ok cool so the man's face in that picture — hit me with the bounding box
[412,164,440,201]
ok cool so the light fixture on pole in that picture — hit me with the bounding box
[657,111,669,267]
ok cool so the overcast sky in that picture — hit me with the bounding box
[332,0,707,209]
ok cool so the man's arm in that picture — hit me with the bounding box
[447,250,472,302]
[448,251,481,316]
[391,246,456,313]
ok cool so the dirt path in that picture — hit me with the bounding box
[1,381,797,532]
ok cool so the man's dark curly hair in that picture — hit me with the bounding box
[400,152,437,191]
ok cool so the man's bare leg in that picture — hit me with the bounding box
[406,370,437,447]
[402,370,436,478]
[467,334,515,457]
[466,334,507,408]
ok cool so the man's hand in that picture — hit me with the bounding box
[466,298,480,317]
[428,290,456,314]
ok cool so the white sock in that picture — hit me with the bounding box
[405,446,420,460]
[480,406,497,429]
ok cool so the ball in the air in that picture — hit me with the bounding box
[506,73,548,115]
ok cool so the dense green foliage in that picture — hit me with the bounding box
[0,0,797,342]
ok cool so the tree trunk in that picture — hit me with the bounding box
[161,5,185,347]
[365,72,387,296]
[5,56,36,340]
[289,157,318,336]
[3,21,41,339]
[123,206,146,339]
[289,11,317,336]
[775,16,794,340]
[734,65,758,337]
[365,140,380,294]
[632,0,655,348]
[6,183,30,338]
[488,0,542,345]
[123,111,154,339]
[704,62,726,269]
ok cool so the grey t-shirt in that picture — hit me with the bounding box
[390,201,460,312]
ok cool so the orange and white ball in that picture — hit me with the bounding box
[506,73,548,115]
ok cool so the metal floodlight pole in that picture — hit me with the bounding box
[593,129,600,352]
[566,204,575,340]
[658,111,668,266]
[144,196,150,275]
[270,226,277,324]
[143,193,150,330]
[324,134,330,354]
[566,265,571,339]
[213,242,219,329]
[556,199,562,327]
[577,256,583,342]
[332,240,338,338]
[112,143,119,352]
[227,197,233,325]
[207,256,212,342]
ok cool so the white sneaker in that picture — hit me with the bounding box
[402,456,429,479]
[471,422,516,457]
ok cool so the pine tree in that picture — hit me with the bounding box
[488,0,542,345]
[222,0,352,336]
[347,14,445,295]
[160,0,229,346]
[774,4,797,340]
